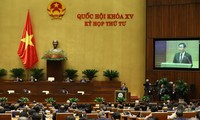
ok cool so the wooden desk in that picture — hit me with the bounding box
[0,113,12,120]
[0,81,123,103]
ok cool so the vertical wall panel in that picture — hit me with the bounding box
[146,0,200,98]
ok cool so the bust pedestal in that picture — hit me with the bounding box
[47,60,64,81]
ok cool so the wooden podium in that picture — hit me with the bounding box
[47,60,64,81]
[114,90,127,102]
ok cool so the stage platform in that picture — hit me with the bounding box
[0,80,130,103]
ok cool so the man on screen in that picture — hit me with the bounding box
[173,43,193,67]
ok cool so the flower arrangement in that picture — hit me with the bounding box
[0,97,8,103]
[42,49,67,61]
[68,97,79,103]
[142,95,150,102]
[116,97,126,103]
[161,94,170,102]
[45,97,55,103]
[94,97,104,103]
[19,97,29,103]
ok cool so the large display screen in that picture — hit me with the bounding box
[154,38,200,70]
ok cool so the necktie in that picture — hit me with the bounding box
[179,53,182,63]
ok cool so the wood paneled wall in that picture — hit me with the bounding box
[146,0,200,99]
[0,81,125,103]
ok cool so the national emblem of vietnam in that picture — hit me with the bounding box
[47,0,66,19]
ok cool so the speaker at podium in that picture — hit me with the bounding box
[114,90,127,102]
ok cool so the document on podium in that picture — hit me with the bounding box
[161,62,192,68]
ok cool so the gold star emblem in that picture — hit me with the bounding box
[21,31,34,48]
[54,3,59,8]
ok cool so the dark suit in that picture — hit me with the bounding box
[120,86,128,92]
[173,52,192,66]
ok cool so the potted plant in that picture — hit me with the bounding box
[45,97,55,103]
[103,69,119,81]
[0,69,7,78]
[0,97,8,103]
[82,69,98,80]
[94,97,105,108]
[64,69,78,81]
[161,94,170,102]
[175,80,188,101]
[30,68,44,81]
[68,97,79,103]
[19,97,29,103]
[158,78,170,88]
[10,68,25,81]
[116,97,126,104]
[94,97,104,103]
[141,95,150,102]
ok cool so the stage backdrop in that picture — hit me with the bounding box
[0,0,145,98]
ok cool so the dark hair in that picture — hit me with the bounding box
[118,104,124,109]
[130,102,135,107]
[112,112,120,119]
[151,106,158,112]
[178,43,186,48]
[176,109,183,117]
[58,105,66,113]
[196,111,200,119]
[19,112,29,117]
[33,105,40,113]
[141,105,147,111]
[32,112,41,120]
[85,107,92,113]
[134,105,140,111]
[98,111,106,118]
[177,104,184,111]
[114,103,118,108]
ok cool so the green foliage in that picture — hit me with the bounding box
[64,69,78,80]
[0,97,8,103]
[94,97,104,103]
[82,69,98,80]
[68,97,79,103]
[19,97,29,103]
[103,69,119,80]
[30,68,44,80]
[45,97,55,103]
[161,94,170,101]
[142,95,150,102]
[0,69,7,78]
[10,68,25,79]
[116,97,126,103]
[176,80,188,99]
[42,49,67,61]
[158,78,170,87]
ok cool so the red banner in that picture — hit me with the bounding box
[17,11,38,69]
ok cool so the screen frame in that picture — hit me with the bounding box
[153,37,200,70]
